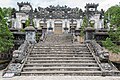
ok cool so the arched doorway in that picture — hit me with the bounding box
[54,20,62,34]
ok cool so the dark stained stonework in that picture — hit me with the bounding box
[16,2,84,19]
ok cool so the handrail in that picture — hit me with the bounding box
[19,43,35,75]
[86,43,104,71]
[2,40,34,78]
[86,40,120,76]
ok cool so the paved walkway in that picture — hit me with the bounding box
[0,71,120,80]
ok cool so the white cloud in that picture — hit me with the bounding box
[0,0,119,11]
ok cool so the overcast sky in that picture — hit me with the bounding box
[0,0,120,11]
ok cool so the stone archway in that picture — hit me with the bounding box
[54,20,62,34]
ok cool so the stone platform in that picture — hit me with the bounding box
[0,73,120,80]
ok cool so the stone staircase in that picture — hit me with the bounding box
[21,34,102,76]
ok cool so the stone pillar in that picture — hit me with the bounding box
[47,20,50,32]
[36,19,40,28]
[85,27,95,41]
[47,19,53,34]
[15,19,19,29]
[77,20,80,29]
[101,19,104,28]
[18,20,22,29]
[80,19,83,28]
[25,26,36,44]
[62,20,65,32]
[94,14,100,29]
[52,20,55,32]
[63,19,69,33]
[11,18,15,28]
[67,20,70,32]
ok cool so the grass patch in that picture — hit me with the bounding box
[102,38,120,54]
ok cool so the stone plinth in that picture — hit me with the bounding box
[24,26,36,44]
[85,27,95,41]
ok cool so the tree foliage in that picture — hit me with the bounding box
[0,7,14,53]
[82,16,88,28]
[80,16,88,36]
[25,18,35,27]
[104,3,120,41]
[2,7,13,17]
[25,18,31,27]
[102,38,120,54]
[103,3,120,54]
[109,27,120,41]
[105,4,120,28]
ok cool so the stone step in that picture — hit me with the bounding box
[34,45,86,47]
[21,71,102,76]
[29,54,93,57]
[29,53,92,56]
[27,60,96,63]
[32,49,90,52]
[23,67,100,71]
[24,63,98,67]
[31,50,90,54]
[30,52,91,54]
[27,57,94,60]
[32,49,89,51]
[34,46,87,49]
[29,54,92,56]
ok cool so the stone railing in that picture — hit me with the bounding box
[89,40,109,61]
[2,41,33,78]
[86,40,120,76]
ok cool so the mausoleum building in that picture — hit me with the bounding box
[11,2,104,34]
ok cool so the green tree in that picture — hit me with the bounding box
[2,7,12,17]
[80,16,89,37]
[82,16,88,28]
[105,4,120,28]
[0,7,14,53]
[105,3,120,41]
[25,18,35,27]
[102,3,120,54]
[102,38,120,54]
[25,18,30,27]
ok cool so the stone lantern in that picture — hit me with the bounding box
[24,26,36,44]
